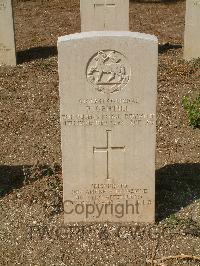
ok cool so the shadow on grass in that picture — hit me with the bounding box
[156,163,200,221]
[16,42,182,65]
[0,164,61,198]
[0,165,26,197]
[0,163,199,221]
[17,45,57,64]
[158,43,182,54]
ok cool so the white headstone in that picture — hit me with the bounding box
[58,31,158,223]
[184,0,200,60]
[80,0,129,31]
[0,0,16,66]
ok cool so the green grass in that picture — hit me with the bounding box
[182,94,200,128]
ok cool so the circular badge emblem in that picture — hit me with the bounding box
[86,50,131,94]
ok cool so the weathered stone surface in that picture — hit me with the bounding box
[58,31,158,223]
[80,0,129,31]
[184,0,200,60]
[0,0,16,66]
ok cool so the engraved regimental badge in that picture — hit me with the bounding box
[86,50,131,94]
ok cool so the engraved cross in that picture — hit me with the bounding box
[94,0,116,8]
[93,130,125,180]
[93,0,116,28]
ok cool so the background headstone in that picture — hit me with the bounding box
[58,31,158,223]
[184,0,200,60]
[80,0,129,31]
[0,0,16,66]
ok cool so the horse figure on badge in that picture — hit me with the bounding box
[88,51,126,84]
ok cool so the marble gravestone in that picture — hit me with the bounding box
[0,0,16,66]
[58,31,158,223]
[184,0,200,60]
[80,0,129,31]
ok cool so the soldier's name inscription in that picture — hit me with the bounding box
[62,97,155,127]
[62,113,155,127]
[79,98,139,104]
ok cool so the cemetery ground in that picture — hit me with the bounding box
[0,0,200,265]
